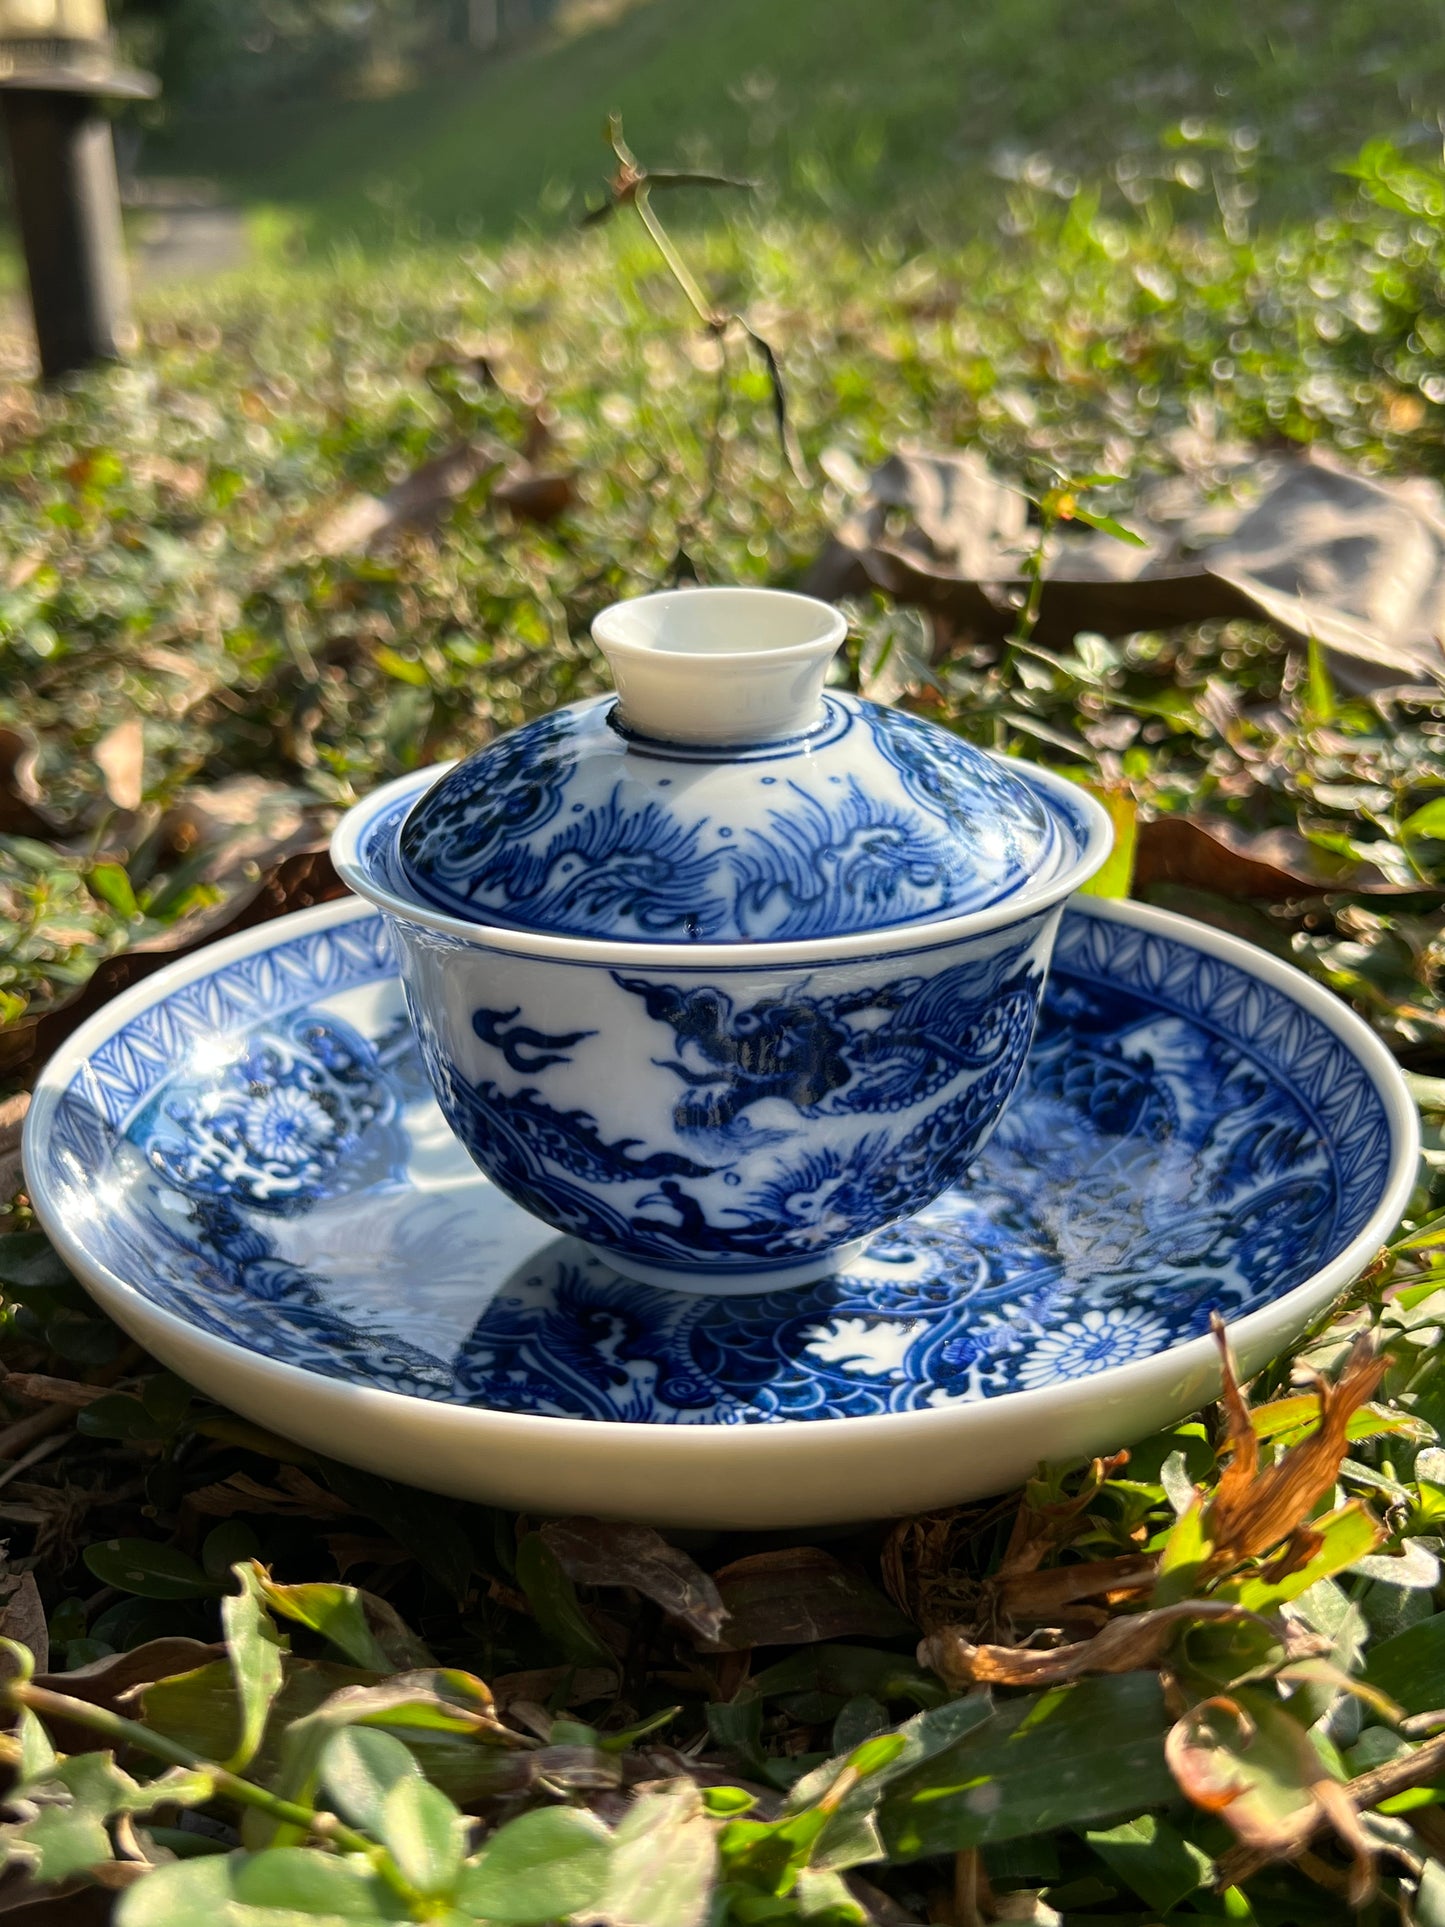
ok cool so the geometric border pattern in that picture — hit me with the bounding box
[1052,913,1389,1249]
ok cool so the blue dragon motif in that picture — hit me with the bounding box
[432,935,1044,1271]
[396,693,1074,943]
[42,900,1396,1423]
[614,927,1044,1132]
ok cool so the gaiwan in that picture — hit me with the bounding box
[332,587,1112,1293]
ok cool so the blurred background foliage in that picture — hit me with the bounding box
[3,0,1445,1051]
[100,0,1445,249]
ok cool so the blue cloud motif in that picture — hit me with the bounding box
[398,706,578,903]
[462,787,730,941]
[731,777,958,940]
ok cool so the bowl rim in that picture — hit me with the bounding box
[332,754,1115,967]
[591,584,851,664]
[22,892,1421,1458]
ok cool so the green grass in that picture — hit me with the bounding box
[6,140,1445,1042]
[147,0,1445,254]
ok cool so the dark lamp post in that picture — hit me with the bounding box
[0,0,157,380]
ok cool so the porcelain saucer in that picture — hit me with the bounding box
[23,898,1417,1528]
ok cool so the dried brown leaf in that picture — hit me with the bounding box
[314,438,506,555]
[0,1572,46,1674]
[94,716,144,814]
[702,1547,913,1651]
[491,1664,619,1711]
[808,444,1445,687]
[1135,814,1417,899]
[185,1467,354,1519]
[1201,1318,1387,1578]
[325,1534,412,1577]
[1168,1693,1375,1902]
[1,1373,110,1409]
[0,728,53,836]
[493,467,576,523]
[919,1599,1262,1688]
[540,1518,727,1645]
[996,1454,1133,1582]
[996,1553,1160,1627]
[39,1638,224,1711]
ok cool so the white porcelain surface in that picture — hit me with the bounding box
[593,586,847,746]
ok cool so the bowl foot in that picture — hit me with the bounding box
[587,1239,871,1296]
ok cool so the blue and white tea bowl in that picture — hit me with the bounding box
[333,586,1114,1292]
[333,759,1111,1292]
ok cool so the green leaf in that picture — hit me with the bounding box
[142,1372,196,1431]
[514,1531,614,1668]
[708,1697,770,1779]
[747,1645,945,1709]
[1246,1394,1428,1447]
[87,859,140,918]
[231,1845,403,1916]
[1085,1813,1212,1912]
[15,1707,56,1784]
[83,1537,219,1601]
[118,1852,234,1911]
[1403,797,1445,842]
[378,1773,465,1897]
[204,1522,263,1580]
[459,1807,613,1924]
[879,1675,1169,1858]
[601,1780,718,1927]
[1078,785,1138,900]
[1365,1610,1445,1714]
[0,1232,74,1296]
[116,1849,405,1923]
[1067,506,1148,545]
[374,645,430,687]
[702,1787,758,1816]
[1305,631,1337,724]
[44,1308,123,1364]
[221,1565,287,1771]
[794,1865,868,1923]
[787,1696,995,1818]
[7,1803,113,1885]
[1153,1496,1211,1605]
[0,1753,145,1886]
[143,1658,371,1781]
[1228,1502,1383,1610]
[320,1726,421,1836]
[75,1392,175,1442]
[831,1696,891,1757]
[251,1570,418,1672]
[316,1669,505,1738]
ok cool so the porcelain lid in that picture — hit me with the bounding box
[396,587,1084,944]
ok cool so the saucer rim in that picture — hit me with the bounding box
[23,893,1420,1457]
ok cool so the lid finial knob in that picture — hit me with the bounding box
[592,587,846,748]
